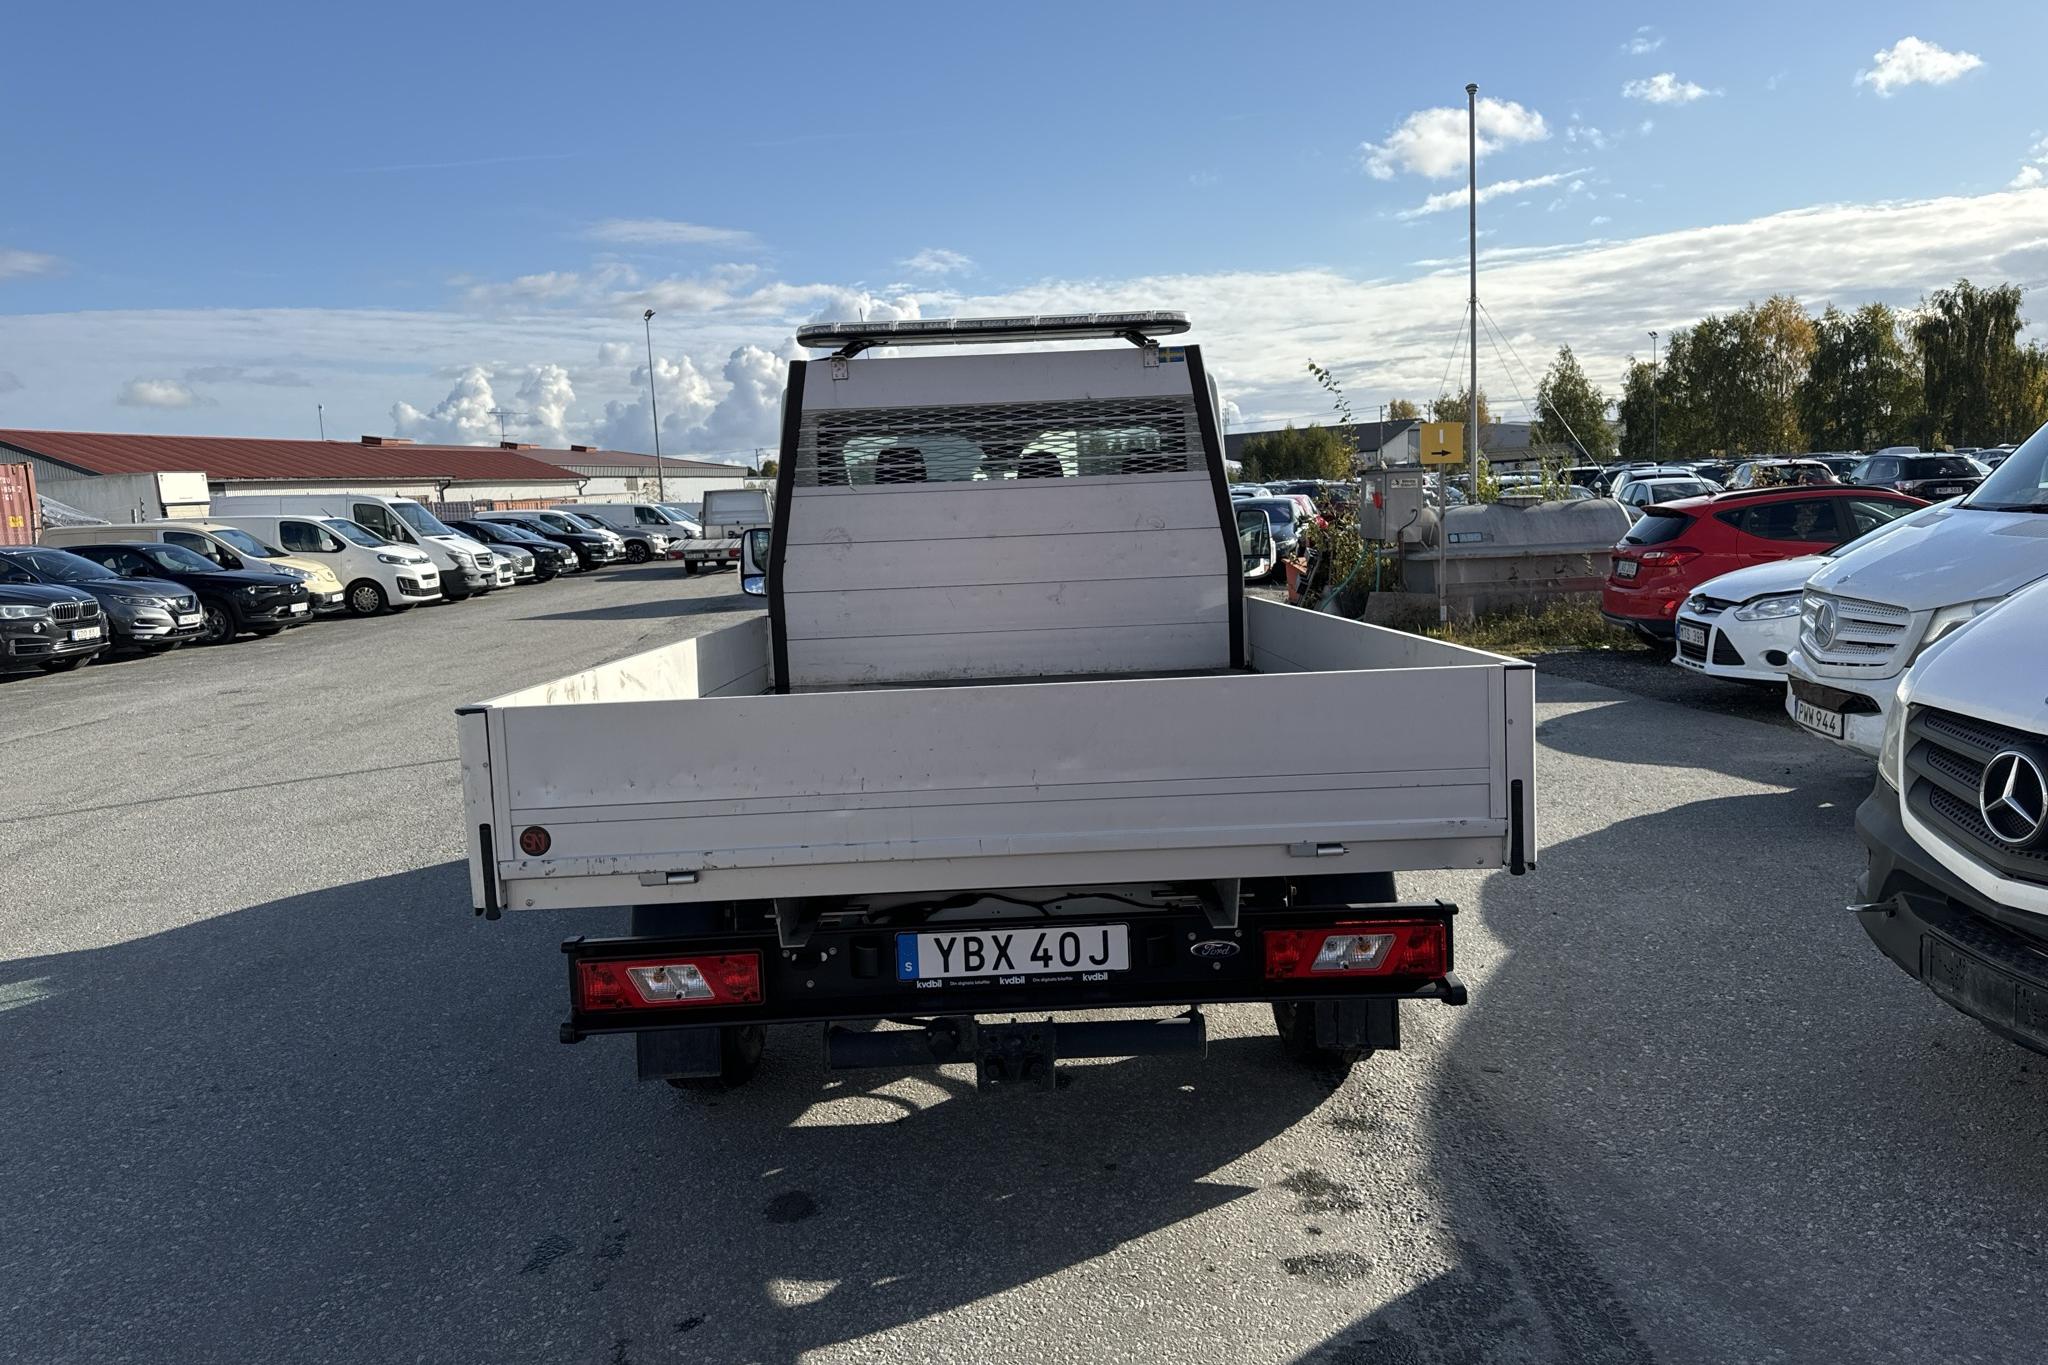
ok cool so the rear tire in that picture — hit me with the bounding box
[345,580,388,616]
[197,597,237,645]
[1271,1002,1373,1071]
[664,1025,766,1092]
[625,540,652,564]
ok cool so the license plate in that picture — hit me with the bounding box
[289,602,309,614]
[176,613,201,626]
[1924,937,2048,1049]
[1615,560,1638,579]
[1936,486,1962,495]
[1678,623,1706,647]
[70,625,102,641]
[1794,699,1845,739]
[897,924,1130,981]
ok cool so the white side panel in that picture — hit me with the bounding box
[1248,597,1517,672]
[788,624,1226,688]
[781,523,1223,591]
[457,709,495,912]
[484,617,767,708]
[782,576,1228,640]
[783,476,1220,545]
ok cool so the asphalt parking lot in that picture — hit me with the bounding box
[4,569,2045,1365]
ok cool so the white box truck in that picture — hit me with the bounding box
[457,313,1537,1092]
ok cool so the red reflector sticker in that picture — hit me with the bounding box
[517,825,551,857]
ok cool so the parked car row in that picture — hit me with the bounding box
[0,495,720,679]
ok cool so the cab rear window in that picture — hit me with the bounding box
[1622,510,1692,545]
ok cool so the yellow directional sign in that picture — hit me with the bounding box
[1419,422,1466,466]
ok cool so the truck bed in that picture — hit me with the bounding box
[459,598,1536,913]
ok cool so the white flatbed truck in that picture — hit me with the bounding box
[458,312,1537,1091]
[673,487,771,573]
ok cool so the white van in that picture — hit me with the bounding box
[213,494,498,600]
[1786,421,2048,754]
[557,503,688,562]
[211,513,442,615]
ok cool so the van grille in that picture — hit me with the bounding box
[792,395,1204,487]
[1799,591,1914,673]
[1904,706,2048,886]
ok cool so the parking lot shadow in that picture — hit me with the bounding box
[1533,688,1849,789]
[1297,778,2048,1365]
[0,862,1329,1364]
[524,592,755,623]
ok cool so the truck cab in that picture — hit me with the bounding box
[456,312,1537,1095]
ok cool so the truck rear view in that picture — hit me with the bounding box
[458,312,1537,1095]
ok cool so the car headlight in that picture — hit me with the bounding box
[376,552,410,565]
[1733,593,1802,622]
[108,591,163,605]
[267,564,311,581]
[0,603,48,619]
[1914,597,2002,658]
[1879,696,1910,791]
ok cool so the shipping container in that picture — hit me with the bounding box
[0,462,39,546]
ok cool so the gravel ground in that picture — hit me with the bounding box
[2,570,2042,1365]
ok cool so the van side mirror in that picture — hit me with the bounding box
[740,527,770,596]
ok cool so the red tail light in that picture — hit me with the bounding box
[1636,547,1700,568]
[1262,920,1448,980]
[575,953,763,1011]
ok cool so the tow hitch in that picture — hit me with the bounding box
[823,1010,1209,1090]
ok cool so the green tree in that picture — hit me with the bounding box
[1615,358,1660,461]
[1531,345,1616,461]
[756,457,780,479]
[1429,386,1491,429]
[1751,294,1816,451]
[1238,423,1353,481]
[1912,279,2047,446]
[1799,303,1921,451]
[1386,398,1421,420]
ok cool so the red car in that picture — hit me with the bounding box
[1601,486,1927,644]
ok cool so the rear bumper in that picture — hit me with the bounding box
[1602,609,1674,640]
[558,903,1465,1046]
[1855,783,2048,1055]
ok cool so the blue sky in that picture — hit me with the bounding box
[3,2,2044,458]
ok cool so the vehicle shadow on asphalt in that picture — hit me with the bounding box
[1532,687,1837,787]
[0,861,1333,1364]
[1298,739,2047,1363]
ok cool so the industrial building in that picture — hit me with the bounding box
[0,428,755,526]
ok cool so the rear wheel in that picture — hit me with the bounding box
[345,580,388,616]
[1271,1002,1373,1071]
[625,540,652,564]
[681,559,699,576]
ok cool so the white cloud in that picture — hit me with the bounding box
[1565,122,1609,151]
[116,378,209,409]
[1622,73,1711,105]
[390,365,503,443]
[1639,119,1656,136]
[1857,37,1984,96]
[694,344,789,452]
[516,363,576,444]
[11,187,2045,451]
[1623,27,1663,55]
[1590,215,1612,226]
[596,341,632,366]
[1361,97,1548,179]
[2009,138,2048,190]
[0,248,60,282]
[1401,169,1587,219]
[583,218,759,249]
[900,248,974,276]
[183,365,312,387]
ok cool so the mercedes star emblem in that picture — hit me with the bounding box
[1979,749,2048,847]
[1810,599,1838,650]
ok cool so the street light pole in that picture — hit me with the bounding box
[1647,330,1659,464]
[643,308,665,503]
[1466,82,1480,506]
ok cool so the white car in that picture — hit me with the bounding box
[1674,507,1932,683]
[1785,432,2048,757]
[1615,475,1721,512]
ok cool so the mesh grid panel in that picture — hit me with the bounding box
[793,395,1203,487]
